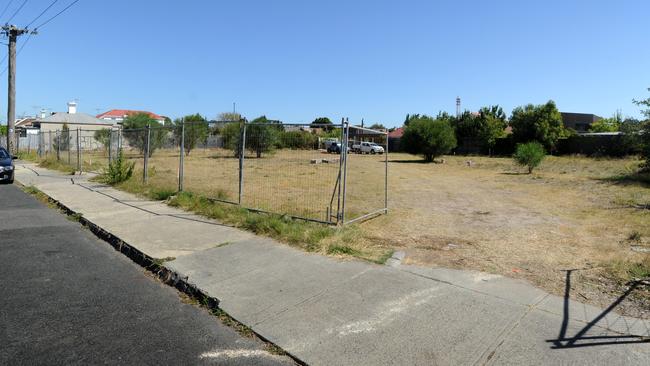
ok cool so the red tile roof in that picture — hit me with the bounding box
[388,127,404,138]
[96,109,164,120]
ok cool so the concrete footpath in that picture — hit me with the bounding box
[14,163,650,365]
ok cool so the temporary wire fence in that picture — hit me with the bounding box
[15,120,388,225]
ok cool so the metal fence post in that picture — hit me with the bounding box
[37,131,42,158]
[143,124,150,183]
[340,119,350,225]
[48,130,52,157]
[56,130,60,161]
[384,130,389,213]
[108,129,112,164]
[76,128,81,173]
[178,119,185,192]
[336,118,345,224]
[238,121,246,205]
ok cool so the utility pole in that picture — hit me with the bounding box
[3,25,35,155]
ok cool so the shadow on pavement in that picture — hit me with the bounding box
[548,269,650,349]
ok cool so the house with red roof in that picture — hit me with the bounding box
[96,109,166,125]
[388,127,404,152]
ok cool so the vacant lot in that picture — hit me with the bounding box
[32,147,650,316]
[367,154,650,317]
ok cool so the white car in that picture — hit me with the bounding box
[352,142,384,154]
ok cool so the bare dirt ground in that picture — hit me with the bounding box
[359,154,650,318]
[67,147,650,317]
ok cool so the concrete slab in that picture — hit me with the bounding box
[167,239,372,325]
[254,266,528,366]
[485,308,650,365]
[399,264,549,306]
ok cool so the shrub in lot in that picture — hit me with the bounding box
[247,116,280,158]
[513,142,546,174]
[173,114,209,156]
[53,123,71,152]
[222,116,280,158]
[98,151,135,185]
[94,128,112,150]
[279,130,318,149]
[401,115,457,162]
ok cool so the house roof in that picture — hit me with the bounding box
[36,112,115,126]
[97,109,164,120]
[15,117,37,128]
[388,127,404,138]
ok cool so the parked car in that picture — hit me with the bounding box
[0,148,16,184]
[327,142,350,154]
[352,141,384,154]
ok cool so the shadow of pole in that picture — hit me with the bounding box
[549,269,650,349]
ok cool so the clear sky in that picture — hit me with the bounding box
[0,0,648,127]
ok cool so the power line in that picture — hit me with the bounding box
[34,0,79,30]
[0,0,15,22]
[0,29,30,76]
[26,0,59,28]
[6,0,28,24]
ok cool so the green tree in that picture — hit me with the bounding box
[0,125,6,135]
[401,115,457,162]
[509,100,565,151]
[247,115,279,158]
[369,123,387,130]
[222,122,243,158]
[217,112,243,122]
[122,113,166,157]
[94,128,112,150]
[513,142,546,174]
[633,88,650,168]
[477,105,507,154]
[53,123,71,151]
[174,114,209,156]
[311,117,333,131]
[590,110,622,132]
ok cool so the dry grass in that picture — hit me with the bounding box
[366,154,649,317]
[25,147,650,316]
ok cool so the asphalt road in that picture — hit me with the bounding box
[0,183,295,366]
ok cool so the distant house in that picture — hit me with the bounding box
[561,112,602,133]
[96,109,166,125]
[15,117,39,137]
[388,127,404,152]
[35,102,117,132]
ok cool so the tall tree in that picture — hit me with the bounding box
[589,110,623,133]
[477,105,507,154]
[94,128,112,150]
[509,100,565,151]
[401,115,457,162]
[217,112,243,122]
[53,123,70,151]
[122,113,166,157]
[311,117,333,131]
[633,88,650,168]
[174,114,209,156]
[247,115,279,158]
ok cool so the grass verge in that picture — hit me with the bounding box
[112,176,393,264]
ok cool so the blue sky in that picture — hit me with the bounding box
[1,0,648,127]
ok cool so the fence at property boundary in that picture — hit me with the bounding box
[11,121,389,225]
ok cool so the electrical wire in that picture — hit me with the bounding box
[0,0,15,23]
[33,0,79,30]
[0,32,31,75]
[26,0,59,28]
[5,0,28,24]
